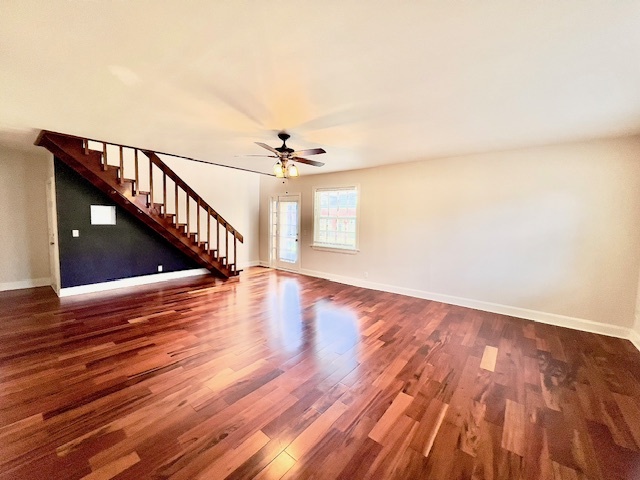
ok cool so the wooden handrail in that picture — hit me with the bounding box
[36,130,243,276]
[143,151,243,242]
[36,129,271,177]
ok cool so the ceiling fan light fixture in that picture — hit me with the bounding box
[252,133,326,177]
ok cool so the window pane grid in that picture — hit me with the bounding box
[314,187,358,250]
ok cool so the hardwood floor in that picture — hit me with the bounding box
[1,267,640,479]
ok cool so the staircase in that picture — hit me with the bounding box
[36,130,243,279]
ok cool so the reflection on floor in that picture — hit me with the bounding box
[1,267,639,479]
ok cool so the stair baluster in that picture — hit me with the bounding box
[216,216,220,259]
[174,183,179,225]
[186,195,190,236]
[36,131,243,278]
[162,172,167,212]
[197,199,201,247]
[233,236,237,272]
[118,146,124,184]
[134,149,139,195]
[207,209,211,256]
[149,157,154,207]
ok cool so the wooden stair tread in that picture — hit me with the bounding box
[35,130,242,280]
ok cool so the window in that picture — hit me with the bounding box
[90,205,116,225]
[313,186,358,251]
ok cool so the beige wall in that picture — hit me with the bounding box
[0,143,261,291]
[161,156,261,268]
[0,145,52,288]
[260,137,640,328]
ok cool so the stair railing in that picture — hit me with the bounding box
[81,139,243,273]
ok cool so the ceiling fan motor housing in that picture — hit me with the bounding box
[251,132,326,168]
[276,132,294,154]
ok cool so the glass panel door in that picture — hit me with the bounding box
[270,195,301,270]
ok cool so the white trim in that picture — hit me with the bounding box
[310,245,359,254]
[0,277,51,292]
[240,260,261,269]
[0,262,261,297]
[57,261,262,297]
[270,194,302,272]
[58,268,209,297]
[312,184,360,252]
[258,264,640,351]
[46,177,61,295]
[299,267,632,336]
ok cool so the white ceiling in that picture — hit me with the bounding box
[2,1,640,175]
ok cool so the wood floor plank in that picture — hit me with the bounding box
[1,267,639,479]
[368,392,413,444]
[502,399,526,456]
[480,345,499,371]
[409,399,449,457]
[196,430,270,479]
[285,401,348,460]
[253,451,296,480]
[81,451,140,480]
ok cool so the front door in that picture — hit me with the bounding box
[270,194,301,271]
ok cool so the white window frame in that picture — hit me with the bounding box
[312,185,360,253]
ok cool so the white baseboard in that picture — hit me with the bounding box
[59,269,209,297]
[257,262,639,351]
[0,277,51,292]
[240,260,261,269]
[58,261,262,297]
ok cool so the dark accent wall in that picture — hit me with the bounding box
[55,158,200,288]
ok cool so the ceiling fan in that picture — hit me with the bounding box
[245,132,326,178]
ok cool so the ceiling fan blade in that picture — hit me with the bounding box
[235,154,278,158]
[291,148,326,157]
[255,142,280,155]
[291,156,325,167]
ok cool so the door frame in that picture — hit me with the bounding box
[269,193,301,272]
[46,178,61,295]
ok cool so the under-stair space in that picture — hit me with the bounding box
[36,131,243,279]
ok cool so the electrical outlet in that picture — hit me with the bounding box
[157,265,163,272]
